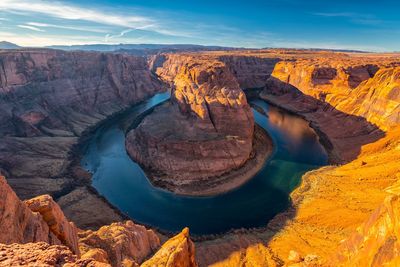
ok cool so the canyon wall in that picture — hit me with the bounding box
[268,59,400,131]
[1,49,400,266]
[0,174,197,267]
[193,52,400,266]
[0,49,164,228]
[126,55,258,195]
[219,55,280,89]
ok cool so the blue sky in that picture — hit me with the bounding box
[0,0,399,51]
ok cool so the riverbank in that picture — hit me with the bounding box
[143,124,274,196]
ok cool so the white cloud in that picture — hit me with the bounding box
[104,24,157,42]
[27,22,108,33]
[0,0,156,31]
[17,24,45,32]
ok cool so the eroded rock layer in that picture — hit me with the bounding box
[141,228,198,267]
[0,174,196,267]
[0,49,164,228]
[126,56,258,195]
[192,51,400,266]
[78,221,160,267]
[1,49,400,267]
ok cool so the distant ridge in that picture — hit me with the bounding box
[0,41,20,49]
[46,43,238,53]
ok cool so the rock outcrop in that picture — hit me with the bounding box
[194,51,400,266]
[0,173,171,267]
[0,175,56,245]
[25,194,80,255]
[141,228,197,267]
[0,242,108,267]
[78,221,160,267]
[332,193,400,266]
[126,56,260,195]
[1,49,400,267]
[267,58,400,131]
[0,49,164,228]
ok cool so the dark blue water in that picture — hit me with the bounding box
[81,93,328,235]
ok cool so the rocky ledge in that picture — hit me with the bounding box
[0,175,197,267]
[126,57,273,196]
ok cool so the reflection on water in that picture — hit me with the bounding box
[81,93,328,235]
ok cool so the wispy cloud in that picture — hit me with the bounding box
[0,0,151,27]
[0,0,192,39]
[104,24,158,42]
[27,22,108,33]
[17,24,45,32]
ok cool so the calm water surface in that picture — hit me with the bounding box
[81,93,328,235]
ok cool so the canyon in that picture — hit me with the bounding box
[126,55,272,195]
[0,48,399,266]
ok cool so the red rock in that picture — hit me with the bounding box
[0,242,108,267]
[78,221,160,267]
[126,56,255,195]
[0,175,57,245]
[332,194,400,266]
[25,194,80,255]
[141,228,197,267]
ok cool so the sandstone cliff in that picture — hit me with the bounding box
[0,175,58,245]
[79,221,160,267]
[141,228,198,267]
[267,58,400,131]
[333,193,400,266]
[0,242,108,267]
[0,173,193,267]
[126,56,258,195]
[0,49,164,228]
[1,49,400,267]
[194,51,400,266]
[25,194,80,255]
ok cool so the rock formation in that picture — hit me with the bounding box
[1,49,400,267]
[79,221,160,267]
[25,194,80,255]
[193,51,400,266]
[0,49,164,228]
[126,56,263,195]
[332,193,400,266]
[0,173,193,267]
[141,228,197,267]
[0,175,57,245]
[0,242,108,267]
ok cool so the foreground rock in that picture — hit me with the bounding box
[0,173,185,267]
[126,57,266,195]
[79,221,160,267]
[0,49,164,228]
[141,228,197,267]
[0,175,57,245]
[333,193,400,266]
[25,194,80,255]
[0,242,108,267]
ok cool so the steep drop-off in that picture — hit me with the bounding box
[194,51,400,266]
[0,49,164,228]
[126,55,273,195]
[0,175,197,267]
[1,49,400,267]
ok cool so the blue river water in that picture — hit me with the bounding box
[81,92,328,235]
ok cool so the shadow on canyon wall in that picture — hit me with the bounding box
[261,77,385,163]
[196,76,386,266]
[0,51,389,266]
